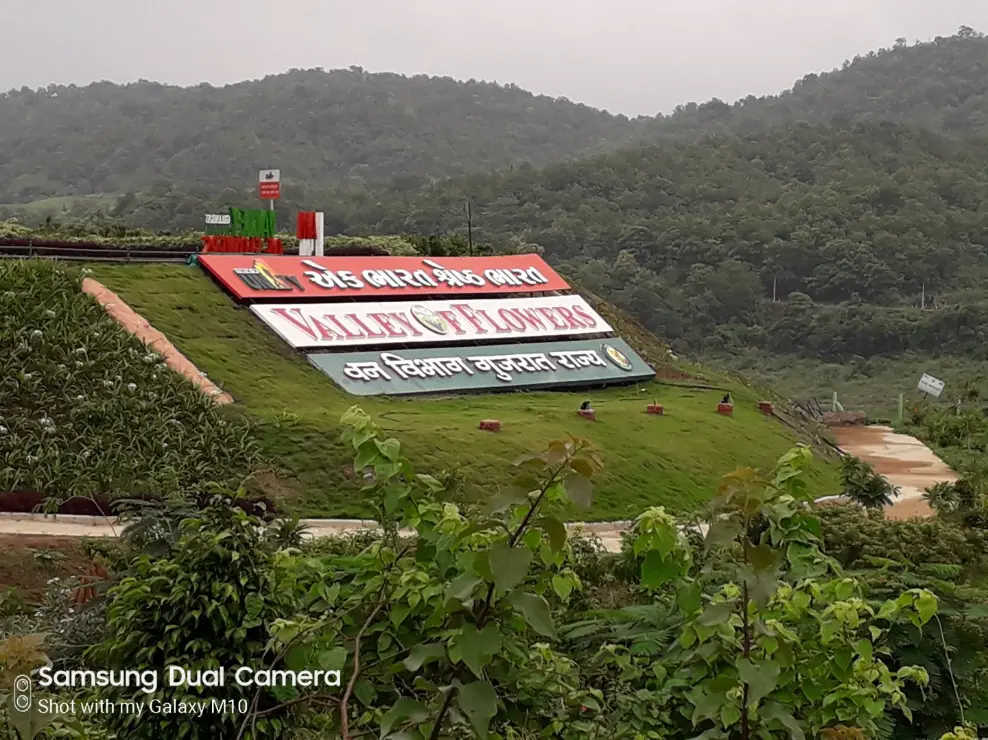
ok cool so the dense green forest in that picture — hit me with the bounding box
[6,28,988,407]
[2,28,987,206]
[644,26,988,138]
[79,120,988,366]
[0,68,642,203]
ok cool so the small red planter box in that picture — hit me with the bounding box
[577,409,596,421]
[758,401,773,415]
[479,419,502,432]
[647,404,664,415]
[717,403,734,417]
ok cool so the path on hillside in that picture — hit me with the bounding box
[82,278,233,404]
[829,425,956,519]
[0,514,630,552]
[6,426,947,546]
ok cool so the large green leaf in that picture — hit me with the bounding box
[538,515,567,552]
[507,592,557,639]
[563,472,593,507]
[457,624,502,679]
[737,657,780,707]
[490,542,533,594]
[379,697,430,738]
[457,680,498,739]
[403,643,446,672]
[375,437,401,461]
[641,550,682,589]
[446,573,481,602]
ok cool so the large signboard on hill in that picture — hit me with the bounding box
[199,254,569,301]
[306,338,654,396]
[250,296,611,349]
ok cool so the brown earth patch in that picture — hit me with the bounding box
[0,535,93,600]
[830,425,955,520]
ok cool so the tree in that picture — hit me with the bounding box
[840,456,900,509]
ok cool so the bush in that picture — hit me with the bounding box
[89,496,296,739]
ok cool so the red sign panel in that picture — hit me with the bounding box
[198,254,571,301]
[259,182,281,199]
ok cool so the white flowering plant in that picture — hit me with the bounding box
[0,260,264,505]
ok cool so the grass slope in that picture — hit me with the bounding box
[93,264,839,519]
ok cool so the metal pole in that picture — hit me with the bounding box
[772,277,777,303]
[467,200,473,256]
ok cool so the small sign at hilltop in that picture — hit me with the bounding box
[258,169,281,200]
[917,373,945,398]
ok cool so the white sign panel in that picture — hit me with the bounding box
[917,373,945,398]
[205,214,231,225]
[250,296,613,349]
[258,169,281,183]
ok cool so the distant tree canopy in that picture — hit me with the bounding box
[2,29,987,204]
[4,29,988,363]
[0,68,641,203]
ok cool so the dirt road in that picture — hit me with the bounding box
[829,425,956,519]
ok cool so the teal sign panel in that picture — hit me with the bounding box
[306,338,655,396]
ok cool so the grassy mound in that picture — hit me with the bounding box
[0,260,263,505]
[90,263,840,519]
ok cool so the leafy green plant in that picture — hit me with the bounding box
[28,550,66,571]
[89,492,296,740]
[264,516,311,550]
[233,406,605,739]
[589,446,936,738]
[840,455,900,509]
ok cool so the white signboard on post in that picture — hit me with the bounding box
[917,373,945,398]
[250,296,613,349]
[258,169,281,199]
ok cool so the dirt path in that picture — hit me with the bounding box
[0,514,630,552]
[82,278,233,404]
[829,425,957,519]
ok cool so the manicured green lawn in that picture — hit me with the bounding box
[94,265,840,519]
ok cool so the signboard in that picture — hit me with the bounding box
[250,296,612,349]
[198,254,570,301]
[918,373,945,398]
[306,338,655,396]
[259,169,281,199]
[229,208,275,238]
[205,214,231,225]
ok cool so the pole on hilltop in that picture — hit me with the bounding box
[466,199,473,256]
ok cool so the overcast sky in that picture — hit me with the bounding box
[6,0,986,116]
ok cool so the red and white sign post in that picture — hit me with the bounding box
[259,169,281,204]
[296,211,325,257]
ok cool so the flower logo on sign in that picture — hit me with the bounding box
[410,305,450,335]
[602,344,633,371]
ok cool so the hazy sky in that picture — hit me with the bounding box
[6,0,987,116]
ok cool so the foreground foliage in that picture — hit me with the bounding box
[2,409,980,738]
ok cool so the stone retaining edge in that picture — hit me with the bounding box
[0,512,633,532]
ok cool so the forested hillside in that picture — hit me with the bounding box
[644,26,988,138]
[7,28,988,394]
[303,121,988,363]
[0,68,641,203]
[2,28,987,209]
